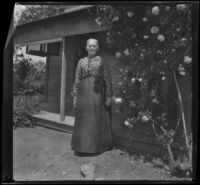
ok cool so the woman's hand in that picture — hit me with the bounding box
[73,98,77,109]
[105,97,111,106]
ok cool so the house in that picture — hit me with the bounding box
[14,5,192,157]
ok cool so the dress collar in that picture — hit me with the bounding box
[86,55,101,60]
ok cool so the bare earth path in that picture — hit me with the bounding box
[13,126,191,181]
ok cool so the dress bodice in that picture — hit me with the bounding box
[79,56,103,78]
[72,55,113,100]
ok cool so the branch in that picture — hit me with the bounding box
[173,70,190,150]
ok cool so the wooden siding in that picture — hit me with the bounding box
[44,42,62,113]
[64,36,78,116]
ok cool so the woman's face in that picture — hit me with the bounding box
[86,39,99,57]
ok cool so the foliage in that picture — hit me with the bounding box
[16,5,73,25]
[13,95,43,129]
[13,54,46,96]
[94,3,193,175]
[23,60,46,96]
[13,54,46,128]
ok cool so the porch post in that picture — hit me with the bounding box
[60,37,66,121]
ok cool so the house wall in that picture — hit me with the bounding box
[42,35,83,116]
[43,44,62,113]
[64,36,79,116]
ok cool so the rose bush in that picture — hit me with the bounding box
[94,3,193,176]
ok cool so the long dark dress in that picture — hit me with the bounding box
[71,55,113,153]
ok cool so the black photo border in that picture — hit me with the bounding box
[2,1,199,184]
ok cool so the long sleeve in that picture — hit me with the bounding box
[72,60,82,100]
[102,59,113,98]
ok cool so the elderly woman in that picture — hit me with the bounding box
[71,38,113,155]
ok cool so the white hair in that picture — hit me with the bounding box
[86,38,99,47]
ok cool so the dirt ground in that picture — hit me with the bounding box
[13,126,192,181]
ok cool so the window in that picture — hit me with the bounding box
[26,44,47,57]
[26,42,60,56]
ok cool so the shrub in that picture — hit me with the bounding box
[13,95,43,129]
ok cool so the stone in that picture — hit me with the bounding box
[85,173,95,180]
[81,163,95,180]
[62,171,67,175]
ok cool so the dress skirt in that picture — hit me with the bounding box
[71,75,113,153]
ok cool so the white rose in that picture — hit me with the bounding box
[181,38,187,42]
[142,17,148,22]
[165,6,171,11]
[131,77,136,83]
[152,98,159,103]
[177,4,186,11]
[143,35,149,39]
[118,82,123,86]
[130,101,136,107]
[135,43,138,46]
[138,78,142,82]
[152,6,160,15]
[157,34,165,42]
[151,26,159,34]
[162,76,166,80]
[184,56,192,64]
[113,16,119,22]
[163,60,168,64]
[179,70,186,76]
[124,49,130,56]
[127,11,134,17]
[95,18,101,26]
[142,115,149,122]
[139,54,144,60]
[176,28,181,32]
[115,52,121,58]
[115,97,122,104]
[124,120,130,126]
[178,64,186,76]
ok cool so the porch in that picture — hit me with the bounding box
[32,111,74,133]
